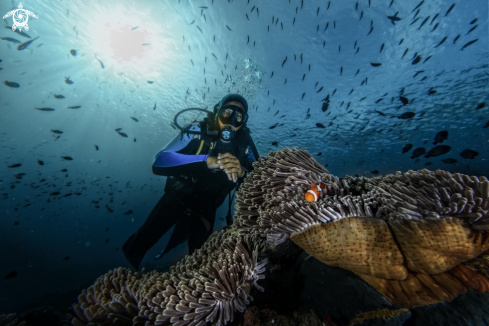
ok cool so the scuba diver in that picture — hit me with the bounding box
[122,94,259,271]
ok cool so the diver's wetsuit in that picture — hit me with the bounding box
[122,122,256,270]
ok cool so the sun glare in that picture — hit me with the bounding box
[87,6,163,74]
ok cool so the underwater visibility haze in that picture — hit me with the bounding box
[0,0,488,323]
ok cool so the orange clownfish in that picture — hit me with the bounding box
[304,182,327,202]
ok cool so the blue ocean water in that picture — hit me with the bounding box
[0,0,487,316]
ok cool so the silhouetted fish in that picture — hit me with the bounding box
[445,3,455,16]
[124,210,134,215]
[65,77,74,84]
[53,94,65,99]
[67,106,81,109]
[50,129,63,134]
[37,160,44,165]
[1,37,21,43]
[118,131,128,137]
[459,149,478,159]
[441,158,457,164]
[433,131,448,144]
[371,63,381,67]
[36,108,55,111]
[476,103,486,110]
[316,123,326,128]
[4,81,20,88]
[402,144,413,153]
[412,55,422,64]
[130,117,139,122]
[8,163,21,168]
[4,271,18,279]
[411,147,426,158]
[461,39,478,51]
[400,96,409,105]
[70,49,77,56]
[61,156,73,160]
[435,36,447,48]
[17,36,39,50]
[425,145,451,158]
[95,145,99,150]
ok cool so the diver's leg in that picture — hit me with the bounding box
[122,193,178,270]
[188,208,217,254]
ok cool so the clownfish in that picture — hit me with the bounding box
[304,182,327,202]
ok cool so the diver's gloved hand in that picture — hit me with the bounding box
[206,153,244,183]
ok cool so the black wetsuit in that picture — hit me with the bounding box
[122,121,256,270]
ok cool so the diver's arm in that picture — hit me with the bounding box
[152,124,210,176]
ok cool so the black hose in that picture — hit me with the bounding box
[173,108,212,131]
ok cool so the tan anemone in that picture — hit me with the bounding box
[234,148,489,307]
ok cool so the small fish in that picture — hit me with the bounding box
[482,121,488,128]
[316,123,326,128]
[412,55,422,65]
[200,6,208,9]
[61,156,73,160]
[409,17,420,26]
[433,131,449,144]
[53,94,65,99]
[402,144,413,153]
[316,86,323,93]
[17,36,39,51]
[106,204,114,213]
[460,149,479,159]
[50,191,61,196]
[397,112,415,119]
[424,56,432,63]
[61,169,68,172]
[196,26,202,33]
[470,18,478,25]
[466,25,478,35]
[147,81,154,84]
[374,109,385,116]
[4,271,18,279]
[445,3,455,17]
[431,23,439,32]
[370,62,382,67]
[95,145,99,150]
[371,170,379,175]
[453,34,461,44]
[142,43,151,46]
[131,26,139,30]
[8,163,21,168]
[1,37,21,43]
[189,20,195,25]
[65,77,74,84]
[37,160,44,165]
[400,96,409,105]
[282,56,287,67]
[366,26,374,36]
[130,117,139,122]
[134,137,136,142]
[4,81,20,88]
[124,210,134,215]
[476,103,486,110]
[271,141,278,147]
[411,147,426,159]
[36,108,55,111]
[435,36,448,48]
[411,0,424,13]
[226,25,232,31]
[70,49,77,56]
[388,0,394,8]
[96,58,105,69]
[441,158,457,164]
[67,106,81,109]
[302,92,305,100]
[50,129,63,134]
[428,88,437,95]
[418,16,430,29]
[380,43,384,53]
[461,39,478,51]
[118,131,128,138]
[425,145,451,158]
[304,182,327,202]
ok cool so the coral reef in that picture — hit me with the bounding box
[349,308,410,326]
[66,148,489,325]
[66,231,266,326]
[0,314,25,326]
[233,148,489,307]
